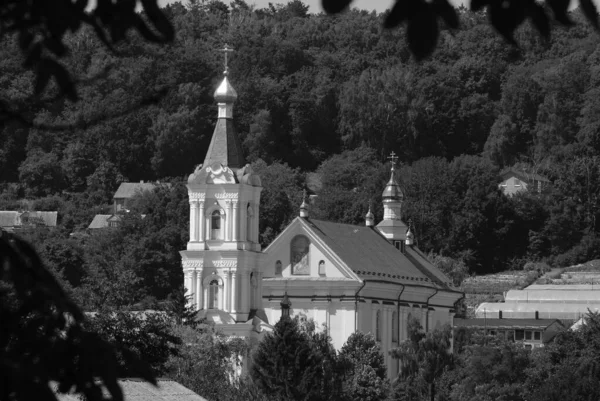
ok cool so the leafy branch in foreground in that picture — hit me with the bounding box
[322,0,599,59]
[0,0,174,101]
[0,232,156,401]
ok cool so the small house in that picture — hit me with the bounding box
[499,167,549,196]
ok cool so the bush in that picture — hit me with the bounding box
[554,235,600,268]
[523,261,551,274]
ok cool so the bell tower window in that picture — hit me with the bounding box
[208,279,219,309]
[211,210,222,240]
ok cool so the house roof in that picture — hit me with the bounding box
[303,218,457,290]
[88,214,112,229]
[0,211,57,227]
[500,167,550,183]
[26,211,58,226]
[55,378,208,401]
[0,211,19,227]
[454,318,562,330]
[113,182,158,199]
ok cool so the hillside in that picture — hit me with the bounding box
[2,1,600,306]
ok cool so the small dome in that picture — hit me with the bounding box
[214,75,238,103]
[382,172,403,201]
[366,208,374,220]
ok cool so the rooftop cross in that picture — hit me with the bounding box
[218,44,234,75]
[387,151,399,166]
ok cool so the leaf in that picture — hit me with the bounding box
[580,0,599,31]
[321,0,353,14]
[488,0,527,46]
[546,0,573,25]
[528,1,550,39]
[141,0,175,42]
[407,2,439,61]
[433,0,459,29]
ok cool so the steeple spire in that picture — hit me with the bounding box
[365,201,374,227]
[200,44,245,171]
[382,152,403,204]
[376,151,407,243]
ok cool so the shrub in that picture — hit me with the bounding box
[554,235,600,268]
[523,261,551,274]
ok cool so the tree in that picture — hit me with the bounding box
[0,0,174,112]
[250,316,342,401]
[165,324,261,401]
[85,310,180,377]
[391,316,453,401]
[0,233,156,401]
[339,332,389,401]
[322,0,600,61]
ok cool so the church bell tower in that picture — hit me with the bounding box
[376,152,408,250]
[180,45,263,323]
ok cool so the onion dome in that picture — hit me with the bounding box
[213,74,238,103]
[365,205,374,227]
[382,164,403,201]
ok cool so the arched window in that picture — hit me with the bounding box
[210,210,222,240]
[392,311,398,342]
[208,280,219,309]
[376,310,382,341]
[291,235,310,275]
[275,260,282,276]
[318,260,326,276]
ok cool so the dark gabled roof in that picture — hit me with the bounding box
[454,318,563,329]
[500,167,550,183]
[202,118,245,170]
[303,219,456,290]
[113,182,158,199]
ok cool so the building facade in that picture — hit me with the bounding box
[181,60,463,377]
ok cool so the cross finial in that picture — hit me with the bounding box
[387,151,399,166]
[218,44,235,75]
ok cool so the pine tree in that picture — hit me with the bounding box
[250,316,342,401]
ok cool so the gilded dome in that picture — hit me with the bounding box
[382,169,403,201]
[214,75,238,103]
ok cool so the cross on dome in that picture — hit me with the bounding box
[218,44,234,75]
[387,151,399,167]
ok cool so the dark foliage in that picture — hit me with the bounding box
[84,310,180,377]
[0,233,156,401]
[323,0,595,60]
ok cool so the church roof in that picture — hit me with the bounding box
[304,219,456,290]
[202,118,246,170]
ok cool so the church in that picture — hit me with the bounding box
[180,50,463,378]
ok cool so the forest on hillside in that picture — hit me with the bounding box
[2,0,600,307]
